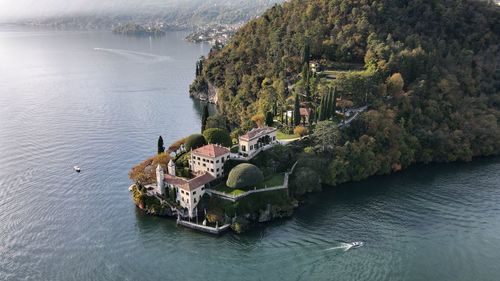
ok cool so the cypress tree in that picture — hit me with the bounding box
[325,89,332,120]
[201,104,209,133]
[293,94,301,127]
[157,135,165,154]
[265,111,274,127]
[331,87,337,119]
[302,41,310,65]
[318,93,325,121]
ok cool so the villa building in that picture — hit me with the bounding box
[156,159,215,218]
[189,144,230,178]
[164,172,214,218]
[238,127,277,157]
[154,128,277,218]
[300,108,312,125]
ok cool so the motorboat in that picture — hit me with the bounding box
[74,166,81,172]
[349,241,363,248]
[343,241,364,251]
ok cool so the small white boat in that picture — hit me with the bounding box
[343,241,364,251]
[74,166,81,172]
[350,241,363,248]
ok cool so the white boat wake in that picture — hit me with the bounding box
[93,47,170,61]
[326,242,364,252]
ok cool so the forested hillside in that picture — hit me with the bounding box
[191,0,500,188]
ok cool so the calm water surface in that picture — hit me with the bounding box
[0,27,499,281]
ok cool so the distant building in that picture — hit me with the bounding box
[300,108,312,125]
[190,144,230,178]
[238,127,277,157]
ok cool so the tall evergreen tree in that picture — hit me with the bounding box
[293,94,301,126]
[201,105,209,133]
[318,93,326,121]
[265,111,274,127]
[331,87,337,119]
[157,135,165,154]
[325,88,332,120]
[302,41,310,65]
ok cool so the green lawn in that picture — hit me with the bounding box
[256,173,285,189]
[277,131,299,140]
[213,183,246,196]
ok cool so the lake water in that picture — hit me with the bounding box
[0,27,499,281]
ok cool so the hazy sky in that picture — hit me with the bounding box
[0,0,185,20]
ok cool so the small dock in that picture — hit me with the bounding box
[177,218,231,235]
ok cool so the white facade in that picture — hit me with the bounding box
[164,173,214,218]
[189,144,230,178]
[156,164,165,195]
[239,127,278,157]
[176,185,205,218]
[167,159,176,176]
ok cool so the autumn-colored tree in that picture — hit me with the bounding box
[294,126,309,137]
[251,113,266,127]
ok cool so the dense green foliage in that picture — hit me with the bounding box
[203,128,232,147]
[206,114,229,131]
[201,105,209,133]
[192,0,500,188]
[184,134,207,151]
[226,163,264,189]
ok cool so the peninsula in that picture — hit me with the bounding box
[130,0,499,234]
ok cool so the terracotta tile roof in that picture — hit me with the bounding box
[183,173,215,191]
[192,144,230,158]
[164,174,187,186]
[164,173,215,191]
[300,108,312,116]
[239,127,277,141]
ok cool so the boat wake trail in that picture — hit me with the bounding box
[93,48,171,62]
[325,242,364,252]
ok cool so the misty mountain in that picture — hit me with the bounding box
[0,0,285,30]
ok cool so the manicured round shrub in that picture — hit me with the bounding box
[203,128,232,147]
[184,134,207,151]
[226,163,264,189]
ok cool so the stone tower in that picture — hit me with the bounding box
[156,164,165,195]
[168,159,176,176]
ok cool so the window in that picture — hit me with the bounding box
[207,168,209,171]
[242,145,246,152]
[216,160,219,163]
[217,173,220,177]
[201,187,205,190]
[193,191,196,195]
[222,158,225,163]
[250,145,253,150]
[210,160,214,163]
[194,198,197,203]
[203,163,206,167]
[273,136,276,141]
[211,169,214,172]
[227,156,230,159]
[216,168,219,172]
